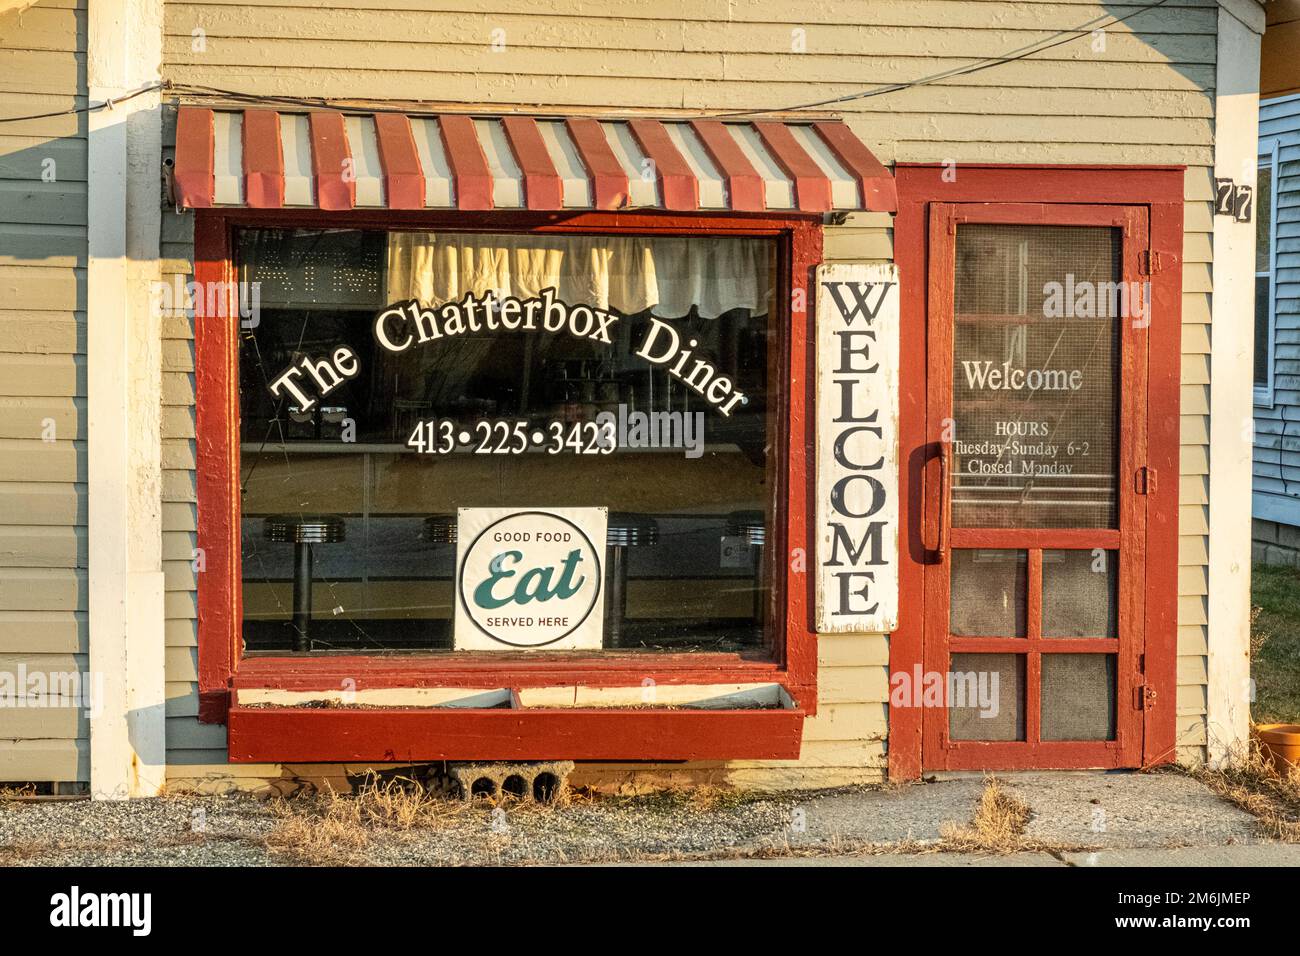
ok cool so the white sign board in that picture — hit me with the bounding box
[814,263,900,633]
[454,507,608,651]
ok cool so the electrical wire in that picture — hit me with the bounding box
[707,0,1177,118]
[0,0,1179,125]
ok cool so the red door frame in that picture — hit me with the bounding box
[922,201,1147,770]
[193,208,824,734]
[890,164,1183,779]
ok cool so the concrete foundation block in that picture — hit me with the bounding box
[448,760,575,803]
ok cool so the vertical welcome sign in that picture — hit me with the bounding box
[814,263,900,633]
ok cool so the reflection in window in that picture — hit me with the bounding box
[236,228,780,655]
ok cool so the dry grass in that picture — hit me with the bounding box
[1193,741,1300,843]
[0,784,37,802]
[940,777,1035,853]
[263,772,549,864]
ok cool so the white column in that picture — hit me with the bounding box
[1206,1,1264,766]
[86,0,166,798]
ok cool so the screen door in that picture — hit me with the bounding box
[922,203,1148,769]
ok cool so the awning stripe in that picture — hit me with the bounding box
[173,107,214,209]
[309,111,355,211]
[172,107,895,214]
[502,116,564,211]
[565,117,628,210]
[373,113,424,210]
[241,109,284,209]
[753,121,831,213]
[439,114,493,210]
[689,119,764,212]
[812,120,898,212]
[627,119,698,211]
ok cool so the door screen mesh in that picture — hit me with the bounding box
[951,224,1122,529]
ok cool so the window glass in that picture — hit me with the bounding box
[950,224,1122,529]
[236,228,780,655]
[1256,158,1274,390]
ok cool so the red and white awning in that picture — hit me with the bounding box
[171,107,896,214]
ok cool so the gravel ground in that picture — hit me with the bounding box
[0,769,1284,866]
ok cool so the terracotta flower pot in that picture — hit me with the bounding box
[1253,723,1300,772]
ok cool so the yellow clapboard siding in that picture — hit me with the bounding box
[0,568,84,612]
[819,665,890,705]
[0,396,83,440]
[0,739,87,781]
[1179,533,1208,566]
[1180,474,1208,506]
[162,6,1218,50]
[1177,683,1207,715]
[0,611,84,653]
[1178,654,1209,685]
[1178,594,1208,627]
[0,353,83,398]
[1177,714,1207,747]
[1177,563,1208,597]
[1178,624,1209,657]
[166,645,198,684]
[800,701,888,741]
[0,482,83,526]
[0,439,82,483]
[1,706,87,740]
[162,500,196,532]
[165,618,196,648]
[0,525,85,568]
[817,632,890,667]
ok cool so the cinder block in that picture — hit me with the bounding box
[1276,521,1300,551]
[448,760,575,803]
[1253,518,1280,545]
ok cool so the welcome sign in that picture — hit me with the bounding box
[454,507,608,651]
[814,263,900,634]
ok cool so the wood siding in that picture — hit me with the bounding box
[1254,96,1300,547]
[0,0,88,782]
[155,0,1216,784]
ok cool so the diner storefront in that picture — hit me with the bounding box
[0,0,1264,796]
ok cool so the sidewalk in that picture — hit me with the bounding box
[1,769,1295,866]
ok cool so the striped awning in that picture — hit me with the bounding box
[171,107,896,215]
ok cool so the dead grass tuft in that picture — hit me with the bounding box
[1193,740,1300,843]
[940,777,1034,853]
[0,784,38,803]
[263,771,554,864]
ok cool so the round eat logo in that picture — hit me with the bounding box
[457,511,603,648]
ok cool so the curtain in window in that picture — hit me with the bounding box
[385,232,770,319]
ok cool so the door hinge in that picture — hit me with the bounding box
[1135,683,1158,710]
[1138,250,1163,275]
[1136,466,1156,495]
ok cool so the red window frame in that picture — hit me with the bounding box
[193,208,822,761]
[889,164,1184,779]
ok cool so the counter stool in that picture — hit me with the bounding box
[726,510,766,625]
[604,512,659,648]
[263,514,347,652]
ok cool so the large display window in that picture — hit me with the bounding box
[235,227,781,656]
[193,211,821,760]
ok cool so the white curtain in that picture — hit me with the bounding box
[386,232,770,319]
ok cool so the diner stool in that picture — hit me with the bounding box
[604,512,659,648]
[263,515,347,652]
[726,510,766,625]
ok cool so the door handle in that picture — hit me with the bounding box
[937,442,950,557]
